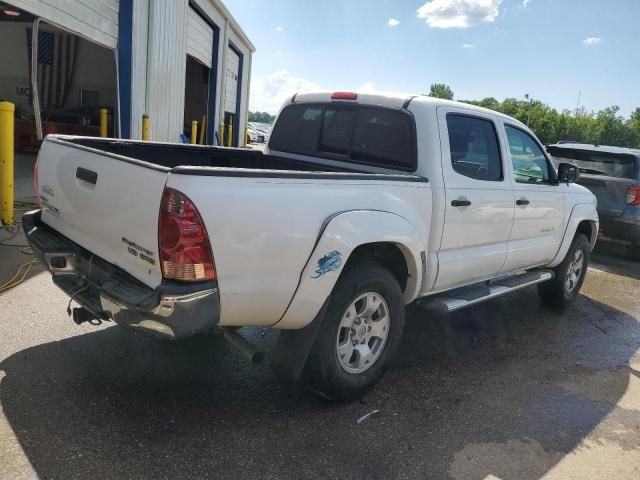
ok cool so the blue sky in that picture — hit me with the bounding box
[223,0,640,116]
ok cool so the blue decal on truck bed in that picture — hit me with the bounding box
[312,251,342,278]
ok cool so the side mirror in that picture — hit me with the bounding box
[557,162,580,184]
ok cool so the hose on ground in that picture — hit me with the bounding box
[0,258,39,294]
[0,202,39,293]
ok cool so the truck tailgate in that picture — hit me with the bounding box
[37,138,168,288]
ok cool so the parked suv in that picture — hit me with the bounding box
[548,143,640,260]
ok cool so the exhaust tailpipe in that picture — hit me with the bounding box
[223,328,265,364]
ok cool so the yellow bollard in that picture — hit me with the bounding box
[218,123,224,146]
[190,121,198,144]
[244,127,248,148]
[227,121,233,147]
[99,108,108,137]
[142,114,150,140]
[0,101,14,225]
[199,115,206,145]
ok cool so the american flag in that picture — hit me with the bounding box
[27,29,78,110]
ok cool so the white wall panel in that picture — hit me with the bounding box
[8,0,119,48]
[129,0,149,139]
[187,7,213,67]
[145,0,188,142]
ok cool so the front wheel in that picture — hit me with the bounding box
[303,262,405,401]
[538,233,590,307]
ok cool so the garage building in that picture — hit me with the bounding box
[0,0,254,147]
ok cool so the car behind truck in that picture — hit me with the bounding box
[24,92,598,400]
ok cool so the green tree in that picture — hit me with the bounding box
[428,83,454,100]
[627,108,640,146]
[460,96,639,148]
[248,111,276,123]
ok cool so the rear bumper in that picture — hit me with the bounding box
[23,210,220,340]
[599,212,640,244]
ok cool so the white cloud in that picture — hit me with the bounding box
[250,70,322,113]
[359,82,377,93]
[522,0,531,7]
[387,18,400,27]
[275,26,283,32]
[461,43,476,48]
[417,0,503,28]
[582,37,602,45]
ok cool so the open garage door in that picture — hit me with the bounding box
[0,4,117,151]
[184,7,213,144]
[5,0,118,48]
[187,6,213,68]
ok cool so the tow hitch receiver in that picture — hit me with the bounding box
[71,307,108,326]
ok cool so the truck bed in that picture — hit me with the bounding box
[67,137,355,173]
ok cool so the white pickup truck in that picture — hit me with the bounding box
[24,92,598,400]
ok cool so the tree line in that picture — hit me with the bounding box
[428,83,640,148]
[248,111,276,123]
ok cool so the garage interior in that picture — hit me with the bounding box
[0,2,117,152]
[183,56,210,144]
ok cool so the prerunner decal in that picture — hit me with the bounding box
[312,251,342,278]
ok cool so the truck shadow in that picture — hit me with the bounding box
[591,239,640,280]
[1,289,638,479]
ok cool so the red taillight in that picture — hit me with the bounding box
[159,188,215,282]
[34,151,40,206]
[331,91,358,100]
[626,186,640,206]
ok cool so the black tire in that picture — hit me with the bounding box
[538,233,590,308]
[303,261,405,401]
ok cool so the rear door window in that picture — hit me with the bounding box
[446,114,503,181]
[547,147,638,179]
[269,104,417,171]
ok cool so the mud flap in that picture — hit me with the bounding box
[270,298,329,384]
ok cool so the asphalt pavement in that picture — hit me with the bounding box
[0,164,639,478]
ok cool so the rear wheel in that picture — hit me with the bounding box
[538,233,589,307]
[303,262,405,401]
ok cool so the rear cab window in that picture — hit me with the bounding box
[269,103,417,171]
[547,147,639,179]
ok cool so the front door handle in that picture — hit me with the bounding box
[451,199,472,207]
[516,198,530,206]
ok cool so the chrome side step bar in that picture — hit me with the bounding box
[418,269,554,313]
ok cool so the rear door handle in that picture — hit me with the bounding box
[516,198,530,206]
[451,199,472,207]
